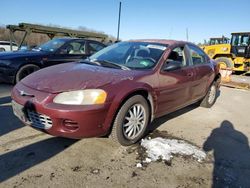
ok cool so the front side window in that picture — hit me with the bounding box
[89,42,167,70]
[33,38,66,52]
[188,45,207,65]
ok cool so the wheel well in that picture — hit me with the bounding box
[120,90,153,120]
[17,63,41,70]
[214,73,221,83]
[108,90,153,134]
[15,64,41,84]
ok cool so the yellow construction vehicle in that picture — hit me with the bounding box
[203,33,250,72]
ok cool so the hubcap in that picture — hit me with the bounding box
[208,85,216,104]
[123,104,146,140]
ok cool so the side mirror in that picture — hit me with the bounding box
[163,61,182,71]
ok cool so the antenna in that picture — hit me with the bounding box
[168,27,173,39]
[186,28,189,41]
[117,2,122,41]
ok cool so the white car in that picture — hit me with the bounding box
[0,41,18,52]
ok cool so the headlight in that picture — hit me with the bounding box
[53,89,107,105]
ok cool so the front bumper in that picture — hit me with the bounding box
[11,83,111,139]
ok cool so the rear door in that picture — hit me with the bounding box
[187,44,214,101]
[156,45,196,116]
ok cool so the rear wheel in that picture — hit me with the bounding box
[110,95,150,146]
[200,82,218,108]
[15,64,40,83]
[215,57,234,69]
[0,48,5,52]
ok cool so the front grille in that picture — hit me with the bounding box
[27,110,53,130]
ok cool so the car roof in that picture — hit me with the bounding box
[128,39,193,46]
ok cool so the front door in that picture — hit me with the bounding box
[156,45,195,117]
[45,40,88,66]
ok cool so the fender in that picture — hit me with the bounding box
[102,80,158,132]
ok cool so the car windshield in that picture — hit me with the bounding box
[88,41,167,70]
[32,38,66,52]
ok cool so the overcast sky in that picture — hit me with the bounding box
[1,0,249,43]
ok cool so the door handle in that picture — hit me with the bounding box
[187,72,194,77]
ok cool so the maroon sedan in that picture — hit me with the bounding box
[11,40,220,146]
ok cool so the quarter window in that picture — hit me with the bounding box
[189,45,207,65]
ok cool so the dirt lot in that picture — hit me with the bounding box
[0,82,250,188]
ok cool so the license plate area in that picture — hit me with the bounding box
[12,100,28,123]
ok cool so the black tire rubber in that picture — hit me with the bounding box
[15,64,40,83]
[110,95,150,146]
[200,82,218,108]
[0,48,5,52]
[215,57,234,69]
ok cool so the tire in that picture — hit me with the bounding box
[110,95,150,146]
[215,57,234,69]
[15,64,40,83]
[200,82,218,108]
[0,48,5,52]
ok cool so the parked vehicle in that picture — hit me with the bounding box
[11,40,221,146]
[207,36,230,45]
[0,38,106,84]
[0,41,18,52]
[203,32,250,72]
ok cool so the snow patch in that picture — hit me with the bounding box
[136,163,143,168]
[141,137,206,162]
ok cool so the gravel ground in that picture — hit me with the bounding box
[0,79,250,188]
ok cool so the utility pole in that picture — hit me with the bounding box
[186,28,189,41]
[117,1,122,41]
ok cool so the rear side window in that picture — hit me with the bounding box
[88,42,105,54]
[188,45,207,65]
[0,42,17,46]
[0,42,9,45]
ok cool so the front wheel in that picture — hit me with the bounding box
[15,64,40,83]
[200,82,218,108]
[110,95,150,146]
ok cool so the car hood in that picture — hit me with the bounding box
[0,50,47,60]
[21,62,137,93]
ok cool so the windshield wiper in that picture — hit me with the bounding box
[79,58,101,66]
[93,60,131,70]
